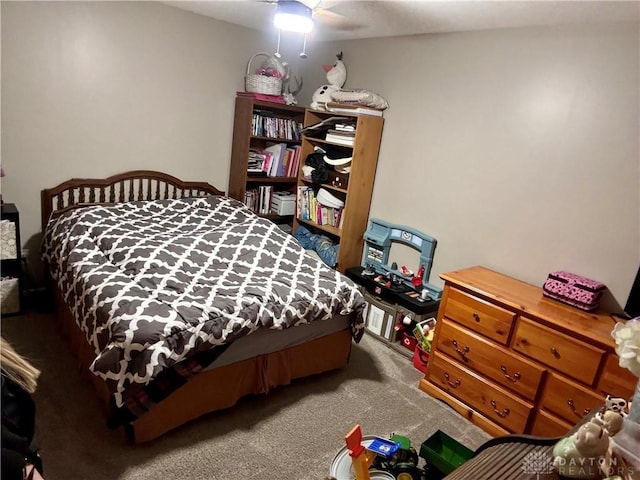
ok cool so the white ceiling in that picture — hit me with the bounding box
[164,0,639,42]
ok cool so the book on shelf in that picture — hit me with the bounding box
[249,144,300,177]
[301,116,354,136]
[334,123,356,133]
[296,186,343,227]
[251,111,302,140]
[327,129,355,137]
[324,102,385,117]
[283,145,302,178]
[264,143,287,177]
[325,132,354,146]
[247,149,269,173]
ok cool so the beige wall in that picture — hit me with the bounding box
[306,22,639,305]
[2,2,639,306]
[1,1,260,260]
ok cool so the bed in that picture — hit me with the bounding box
[41,170,365,443]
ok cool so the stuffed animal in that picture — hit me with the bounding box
[553,422,610,478]
[593,408,625,437]
[604,395,628,416]
[601,410,624,436]
[310,52,347,110]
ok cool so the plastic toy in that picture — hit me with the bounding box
[373,433,422,480]
[362,218,442,301]
[344,425,400,480]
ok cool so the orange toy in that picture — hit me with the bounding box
[345,425,376,480]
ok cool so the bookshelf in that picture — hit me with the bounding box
[228,96,305,227]
[293,109,384,273]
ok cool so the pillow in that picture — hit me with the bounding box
[330,89,389,109]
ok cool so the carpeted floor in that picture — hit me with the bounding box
[1,308,490,480]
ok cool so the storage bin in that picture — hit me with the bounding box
[401,331,417,351]
[412,345,429,373]
[419,430,474,475]
[0,277,20,315]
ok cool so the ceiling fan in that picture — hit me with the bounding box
[265,0,363,58]
[267,0,364,33]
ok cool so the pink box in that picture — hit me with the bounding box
[542,271,606,311]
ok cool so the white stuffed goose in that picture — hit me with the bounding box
[310,52,346,110]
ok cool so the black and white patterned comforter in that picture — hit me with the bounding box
[42,196,365,407]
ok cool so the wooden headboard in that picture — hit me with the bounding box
[41,170,225,232]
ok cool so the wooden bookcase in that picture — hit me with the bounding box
[228,96,305,228]
[293,109,384,273]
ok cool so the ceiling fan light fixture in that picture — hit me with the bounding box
[274,2,314,33]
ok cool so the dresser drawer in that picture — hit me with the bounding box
[530,409,573,437]
[443,287,516,345]
[437,319,545,401]
[428,351,533,432]
[540,372,603,424]
[513,317,605,385]
[597,353,636,399]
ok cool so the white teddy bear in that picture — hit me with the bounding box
[552,422,610,478]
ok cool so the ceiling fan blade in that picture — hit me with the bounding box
[265,0,364,33]
[314,9,364,31]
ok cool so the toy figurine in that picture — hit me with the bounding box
[604,395,628,416]
[552,422,610,478]
[400,265,413,277]
[310,52,347,110]
[411,265,425,288]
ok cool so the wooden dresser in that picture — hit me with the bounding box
[419,266,636,437]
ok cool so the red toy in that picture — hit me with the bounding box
[411,265,425,288]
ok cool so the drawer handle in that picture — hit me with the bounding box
[567,399,591,419]
[500,365,521,383]
[443,373,461,389]
[490,399,510,418]
[451,340,470,361]
[472,313,480,322]
[550,347,560,358]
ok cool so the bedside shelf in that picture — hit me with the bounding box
[1,203,23,316]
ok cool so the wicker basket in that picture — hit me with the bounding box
[245,52,282,95]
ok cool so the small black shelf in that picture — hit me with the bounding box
[1,203,23,316]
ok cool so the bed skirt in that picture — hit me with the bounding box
[53,286,353,443]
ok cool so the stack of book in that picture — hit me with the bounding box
[297,186,344,228]
[247,144,302,178]
[325,122,356,146]
[247,149,268,174]
[325,102,385,117]
[251,110,302,140]
[244,185,274,215]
